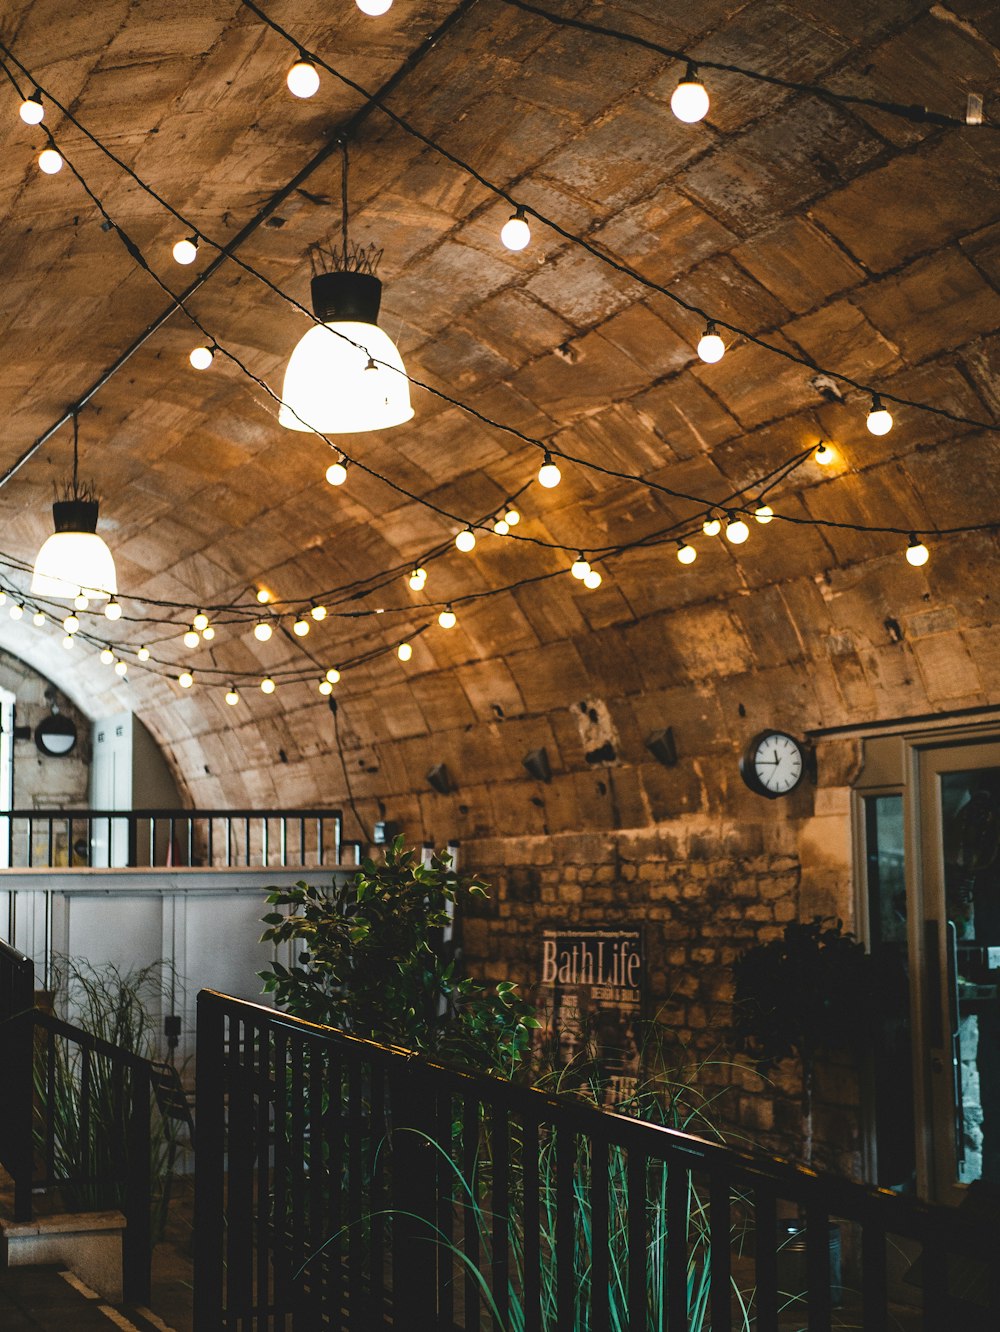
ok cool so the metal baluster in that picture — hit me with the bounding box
[279,816,287,867]
[435,1086,454,1330]
[627,1148,645,1332]
[347,1053,364,1326]
[491,1101,510,1332]
[26,816,32,868]
[299,817,305,867]
[369,1062,386,1325]
[226,816,232,867]
[464,1095,481,1332]
[289,1036,306,1327]
[556,1124,576,1332]
[193,995,227,1332]
[273,1028,289,1331]
[805,1202,832,1332]
[47,816,53,868]
[80,1044,91,1194]
[753,1186,778,1332]
[590,1135,610,1332]
[710,1173,733,1332]
[326,1052,344,1329]
[255,1021,271,1332]
[245,817,251,866]
[262,817,269,867]
[307,1038,325,1327]
[186,817,194,866]
[861,1219,888,1332]
[522,1116,541,1332]
[317,816,324,867]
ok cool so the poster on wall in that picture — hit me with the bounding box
[538,926,643,1105]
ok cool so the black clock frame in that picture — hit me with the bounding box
[739,729,806,799]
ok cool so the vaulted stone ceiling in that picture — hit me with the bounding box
[0,0,998,834]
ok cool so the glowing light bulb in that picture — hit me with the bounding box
[815,441,835,466]
[32,611,45,627]
[114,659,128,677]
[0,592,6,605]
[866,394,893,436]
[105,597,122,620]
[286,58,320,98]
[455,528,477,553]
[726,515,750,545]
[438,605,457,629]
[310,603,327,621]
[254,620,273,642]
[225,686,240,706]
[493,517,510,535]
[326,459,348,486]
[293,617,310,636]
[192,610,209,632]
[173,235,199,265]
[318,678,333,696]
[356,0,393,14]
[9,603,23,620]
[38,148,63,174]
[696,322,725,363]
[677,542,697,565]
[74,591,89,611]
[178,670,194,689]
[702,516,722,537]
[201,625,215,641]
[62,634,74,650]
[63,613,79,633]
[189,345,214,370]
[325,667,341,684]
[183,628,200,649]
[504,506,521,527]
[260,676,276,694]
[137,645,150,662]
[538,452,561,489]
[100,647,114,665]
[670,67,710,123]
[571,555,591,580]
[906,534,929,567]
[500,207,531,251]
[19,92,43,125]
[754,504,774,525]
[256,587,271,604]
[397,642,412,662]
[583,568,603,589]
[408,568,427,591]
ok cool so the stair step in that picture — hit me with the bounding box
[0,1266,177,1331]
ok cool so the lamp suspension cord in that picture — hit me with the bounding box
[71,410,79,497]
[340,137,349,263]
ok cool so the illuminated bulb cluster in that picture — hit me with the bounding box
[19,91,44,125]
[115,659,128,677]
[677,541,697,565]
[703,515,722,537]
[260,677,276,694]
[293,616,310,636]
[696,321,725,364]
[726,514,750,545]
[137,646,150,662]
[815,441,835,466]
[906,534,929,567]
[189,345,214,371]
[286,57,320,98]
[670,65,710,123]
[173,234,199,265]
[326,457,348,486]
[225,685,240,706]
[310,603,327,621]
[455,527,477,553]
[397,641,412,662]
[438,605,457,629]
[408,567,427,592]
[326,667,341,685]
[179,671,194,689]
[183,627,200,649]
[63,613,80,634]
[754,503,774,525]
[254,620,273,642]
[33,611,45,627]
[500,207,531,251]
[538,452,561,489]
[74,591,89,611]
[100,646,114,665]
[105,597,122,620]
[38,148,62,174]
[256,588,272,604]
[571,554,590,580]
[9,603,23,620]
[493,504,520,536]
[318,677,333,696]
[866,394,893,436]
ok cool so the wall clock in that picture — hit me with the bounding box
[739,730,805,799]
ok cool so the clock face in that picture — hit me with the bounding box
[740,730,805,799]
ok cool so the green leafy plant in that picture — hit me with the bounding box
[259,837,539,1076]
[731,918,875,1167]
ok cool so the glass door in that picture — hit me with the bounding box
[918,740,1000,1204]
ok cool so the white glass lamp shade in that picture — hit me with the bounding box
[31,500,117,600]
[279,272,412,435]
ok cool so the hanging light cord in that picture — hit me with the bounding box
[340,136,349,263]
[70,411,79,498]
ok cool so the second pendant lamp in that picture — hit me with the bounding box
[279,140,412,436]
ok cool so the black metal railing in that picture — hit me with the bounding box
[0,806,356,871]
[0,997,157,1304]
[0,932,33,1023]
[193,989,999,1331]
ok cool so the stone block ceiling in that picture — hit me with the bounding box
[0,0,998,833]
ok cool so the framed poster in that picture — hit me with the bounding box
[539,926,643,1105]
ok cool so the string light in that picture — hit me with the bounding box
[676,541,697,565]
[260,676,276,694]
[192,610,209,631]
[754,503,775,525]
[202,625,215,641]
[172,234,199,265]
[583,568,603,589]
[105,597,122,620]
[493,516,510,535]
[9,603,23,620]
[438,605,457,629]
[310,603,327,621]
[178,670,194,688]
[225,685,240,706]
[62,634,74,650]
[183,627,200,649]
[397,642,412,661]
[726,514,750,545]
[115,659,128,677]
[63,613,79,633]
[571,554,591,580]
[32,611,45,627]
[137,645,150,662]
[100,647,114,664]
[292,616,310,636]
[455,527,477,553]
[500,207,531,251]
[0,592,7,605]
[318,677,333,696]
[326,458,348,486]
[670,65,710,123]
[702,515,722,536]
[408,568,427,591]
[504,505,521,527]
[866,394,893,436]
[286,56,320,98]
[74,591,89,611]
[189,345,214,370]
[19,90,43,124]
[814,441,835,465]
[538,452,561,489]
[325,667,341,684]
[906,534,929,566]
[696,322,725,364]
[37,148,62,174]
[254,620,273,642]
[356,0,394,14]
[256,588,272,604]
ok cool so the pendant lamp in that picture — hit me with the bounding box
[31,414,117,601]
[279,140,413,435]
